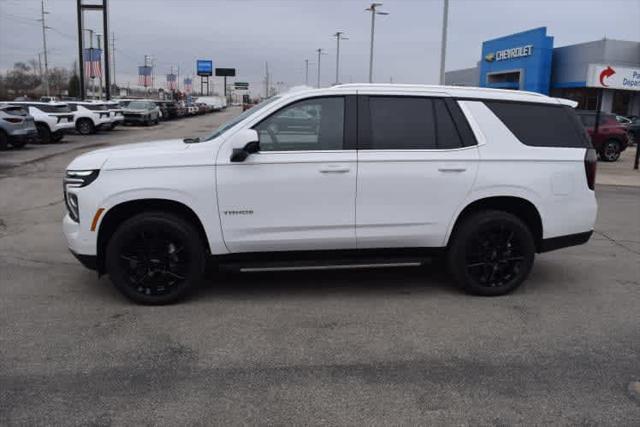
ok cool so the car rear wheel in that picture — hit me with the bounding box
[447,210,535,296]
[76,118,95,135]
[600,140,621,162]
[0,131,8,150]
[105,212,206,305]
[35,123,51,144]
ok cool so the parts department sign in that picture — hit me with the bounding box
[587,64,640,91]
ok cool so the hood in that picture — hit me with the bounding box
[66,139,205,171]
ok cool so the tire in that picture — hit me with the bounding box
[35,123,51,144]
[447,210,535,296]
[10,137,27,149]
[52,132,64,142]
[76,118,95,135]
[0,131,8,150]
[600,140,621,162]
[105,212,206,305]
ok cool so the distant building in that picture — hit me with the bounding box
[445,27,640,115]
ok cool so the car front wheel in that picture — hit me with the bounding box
[600,140,621,162]
[105,212,206,305]
[447,210,535,296]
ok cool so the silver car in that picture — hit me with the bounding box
[0,104,38,149]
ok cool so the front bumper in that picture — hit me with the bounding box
[63,213,96,256]
[69,249,97,271]
[123,114,149,123]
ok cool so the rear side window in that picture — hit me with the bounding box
[83,104,107,111]
[2,106,28,116]
[369,97,436,149]
[36,104,72,113]
[486,101,588,148]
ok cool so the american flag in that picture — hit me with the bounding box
[138,65,152,87]
[167,73,177,91]
[183,78,193,93]
[83,48,102,79]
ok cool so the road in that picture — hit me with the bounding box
[1,109,639,425]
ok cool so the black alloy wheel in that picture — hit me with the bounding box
[448,210,535,296]
[76,118,95,135]
[35,123,51,144]
[105,212,205,304]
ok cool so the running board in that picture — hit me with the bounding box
[240,261,423,273]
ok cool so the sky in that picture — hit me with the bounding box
[1,0,639,95]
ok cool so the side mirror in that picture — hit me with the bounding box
[229,129,260,162]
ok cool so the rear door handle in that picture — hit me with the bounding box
[438,167,466,173]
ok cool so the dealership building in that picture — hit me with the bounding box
[445,27,640,116]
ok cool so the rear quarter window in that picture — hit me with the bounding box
[485,101,589,148]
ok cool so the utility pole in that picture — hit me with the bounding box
[366,3,389,83]
[96,33,103,99]
[40,0,50,96]
[264,61,268,97]
[333,31,348,85]
[439,0,449,85]
[316,48,325,88]
[111,32,116,88]
[305,59,310,86]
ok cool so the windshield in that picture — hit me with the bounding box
[205,96,280,141]
[127,101,149,110]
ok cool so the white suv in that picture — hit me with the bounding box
[67,102,112,135]
[10,101,75,143]
[63,84,598,304]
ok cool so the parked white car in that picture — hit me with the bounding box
[64,84,597,304]
[66,101,112,135]
[103,101,125,130]
[195,96,226,111]
[8,101,75,143]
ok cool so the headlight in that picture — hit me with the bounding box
[63,170,99,222]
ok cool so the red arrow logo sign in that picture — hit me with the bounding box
[599,66,615,87]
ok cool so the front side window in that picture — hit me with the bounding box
[255,97,344,151]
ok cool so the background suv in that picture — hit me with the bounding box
[0,104,37,149]
[64,85,597,304]
[122,100,160,126]
[8,101,75,143]
[67,101,112,135]
[576,110,629,161]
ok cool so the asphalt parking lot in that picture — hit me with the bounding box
[1,109,639,424]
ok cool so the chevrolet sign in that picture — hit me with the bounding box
[485,44,534,62]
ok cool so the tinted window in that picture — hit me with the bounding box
[2,106,28,116]
[36,104,72,113]
[578,114,595,127]
[369,97,436,149]
[434,99,463,149]
[486,101,589,148]
[83,104,107,111]
[255,97,344,151]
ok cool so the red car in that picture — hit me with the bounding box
[576,110,630,161]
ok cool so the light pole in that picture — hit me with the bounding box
[439,0,449,85]
[366,3,389,83]
[316,48,326,88]
[39,0,50,96]
[333,31,348,85]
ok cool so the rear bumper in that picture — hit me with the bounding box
[538,230,593,253]
[8,129,38,142]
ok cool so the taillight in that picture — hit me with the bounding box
[584,148,597,190]
[2,117,23,124]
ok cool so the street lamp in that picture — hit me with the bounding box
[365,3,389,83]
[333,31,348,85]
[304,59,315,86]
